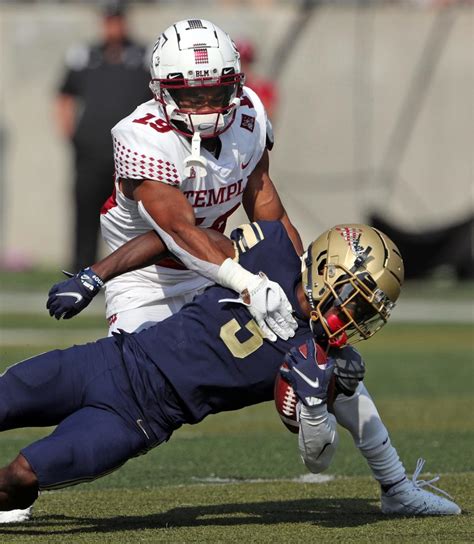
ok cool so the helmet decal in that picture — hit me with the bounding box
[336,226,365,256]
[194,48,209,64]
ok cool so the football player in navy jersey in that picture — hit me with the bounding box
[0,222,460,519]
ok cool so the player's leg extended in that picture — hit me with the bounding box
[21,406,150,493]
[333,382,461,515]
[0,337,138,520]
[0,341,112,430]
[0,406,150,511]
[333,382,405,485]
[0,338,121,431]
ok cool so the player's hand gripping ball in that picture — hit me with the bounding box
[274,339,336,433]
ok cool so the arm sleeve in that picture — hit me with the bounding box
[298,404,339,474]
[137,201,221,281]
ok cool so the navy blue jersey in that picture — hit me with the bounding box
[120,221,313,424]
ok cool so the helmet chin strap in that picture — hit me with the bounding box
[184,131,207,181]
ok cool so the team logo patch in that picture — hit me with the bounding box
[336,227,365,255]
[194,48,209,65]
[240,114,255,132]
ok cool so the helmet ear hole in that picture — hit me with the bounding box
[317,258,326,276]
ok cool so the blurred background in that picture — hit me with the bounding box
[0,0,473,285]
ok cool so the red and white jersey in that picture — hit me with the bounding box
[101,87,268,317]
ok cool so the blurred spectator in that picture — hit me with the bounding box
[235,39,279,121]
[54,0,151,271]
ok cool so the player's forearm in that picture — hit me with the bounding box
[246,199,303,257]
[138,201,234,283]
[159,220,229,265]
[280,214,304,256]
[92,231,170,282]
[138,200,281,299]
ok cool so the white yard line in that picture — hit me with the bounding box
[191,474,334,485]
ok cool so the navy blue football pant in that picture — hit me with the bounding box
[0,337,181,490]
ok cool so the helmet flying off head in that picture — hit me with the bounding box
[301,224,404,347]
[149,19,244,178]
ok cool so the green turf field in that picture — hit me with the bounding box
[0,315,473,542]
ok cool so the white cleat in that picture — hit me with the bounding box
[381,458,461,516]
[0,507,33,523]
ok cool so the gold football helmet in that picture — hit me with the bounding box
[302,224,404,346]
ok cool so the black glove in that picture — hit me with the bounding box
[46,267,104,320]
[329,345,366,397]
[280,339,335,407]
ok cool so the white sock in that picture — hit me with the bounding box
[333,382,406,486]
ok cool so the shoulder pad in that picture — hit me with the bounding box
[112,108,181,185]
[231,223,265,257]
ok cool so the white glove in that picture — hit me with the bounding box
[217,259,298,342]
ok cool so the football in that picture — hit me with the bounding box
[274,361,300,433]
[274,341,335,433]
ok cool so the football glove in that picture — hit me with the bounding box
[330,345,366,397]
[219,271,297,342]
[46,267,104,320]
[280,339,335,406]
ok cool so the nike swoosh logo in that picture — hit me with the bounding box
[293,367,319,388]
[241,154,254,170]
[56,292,83,304]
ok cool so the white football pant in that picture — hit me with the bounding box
[107,291,201,335]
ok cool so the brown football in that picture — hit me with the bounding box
[274,341,336,433]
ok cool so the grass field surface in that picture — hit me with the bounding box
[0,300,473,541]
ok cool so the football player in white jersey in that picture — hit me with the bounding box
[41,19,459,524]
[49,18,301,341]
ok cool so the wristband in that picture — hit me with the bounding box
[217,258,257,293]
[79,267,105,292]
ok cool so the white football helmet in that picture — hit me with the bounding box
[149,19,244,139]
